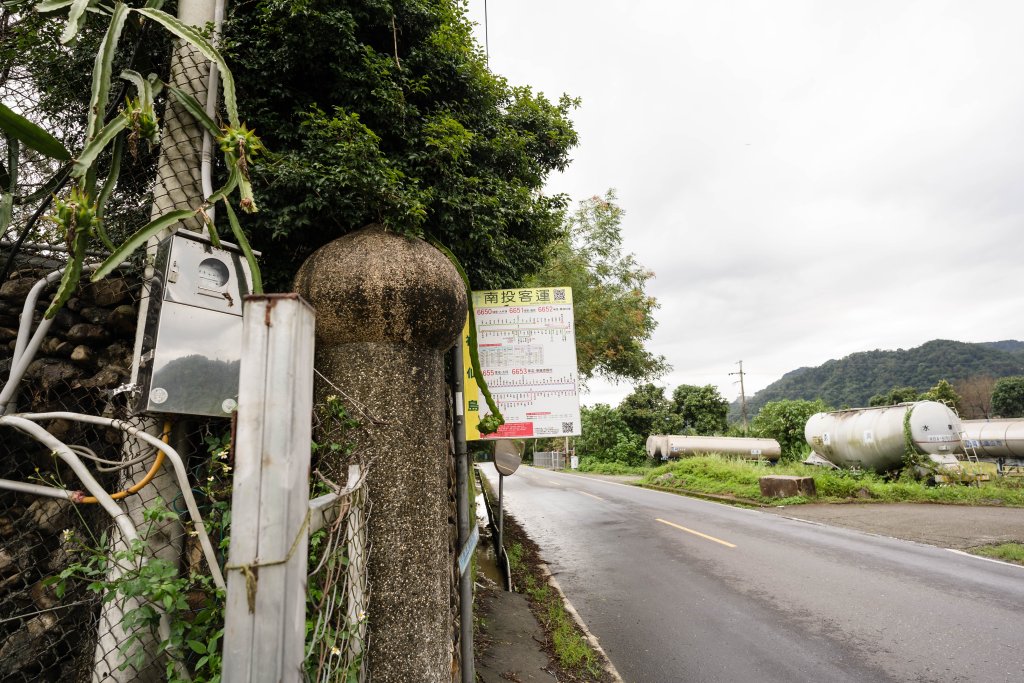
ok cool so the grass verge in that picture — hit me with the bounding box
[497,508,611,681]
[967,542,1024,565]
[639,455,1024,507]
[576,459,649,476]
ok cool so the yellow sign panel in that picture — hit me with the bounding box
[462,287,581,441]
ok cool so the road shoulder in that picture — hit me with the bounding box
[762,502,1024,549]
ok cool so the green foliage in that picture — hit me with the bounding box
[575,459,649,475]
[969,542,1024,566]
[618,383,675,439]
[868,386,920,407]
[919,379,963,414]
[991,376,1024,418]
[735,340,1024,421]
[223,0,579,290]
[642,455,1024,506]
[526,191,666,384]
[1,0,265,315]
[671,384,729,435]
[506,542,600,677]
[45,501,226,682]
[751,398,830,460]
[0,101,71,160]
[576,403,645,465]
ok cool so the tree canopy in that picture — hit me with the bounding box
[751,398,830,460]
[991,376,1024,418]
[224,0,580,289]
[671,384,728,435]
[526,191,666,384]
[618,383,675,439]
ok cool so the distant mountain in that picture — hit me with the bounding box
[979,340,1024,355]
[732,339,1024,421]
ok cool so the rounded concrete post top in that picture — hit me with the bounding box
[294,225,468,349]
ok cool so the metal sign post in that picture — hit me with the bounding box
[452,343,474,683]
[493,440,521,552]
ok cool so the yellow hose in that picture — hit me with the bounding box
[78,421,171,504]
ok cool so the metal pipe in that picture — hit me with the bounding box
[497,473,504,551]
[199,0,227,229]
[452,344,474,683]
[0,477,76,499]
[19,411,225,590]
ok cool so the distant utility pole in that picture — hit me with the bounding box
[730,360,748,431]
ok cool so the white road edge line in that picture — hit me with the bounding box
[536,561,626,683]
[945,548,1024,570]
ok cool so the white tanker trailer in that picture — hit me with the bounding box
[961,419,1024,469]
[646,435,781,462]
[804,401,962,472]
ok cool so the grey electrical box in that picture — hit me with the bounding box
[134,231,254,417]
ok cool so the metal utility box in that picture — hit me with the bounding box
[134,231,253,417]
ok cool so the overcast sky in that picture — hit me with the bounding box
[466,0,1024,408]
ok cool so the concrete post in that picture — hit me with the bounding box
[96,1,216,678]
[294,225,466,683]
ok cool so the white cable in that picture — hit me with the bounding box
[0,416,183,678]
[2,261,120,415]
[199,0,227,231]
[67,443,155,472]
[18,411,226,590]
[0,415,139,542]
[0,477,75,500]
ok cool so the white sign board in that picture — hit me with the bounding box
[462,287,581,440]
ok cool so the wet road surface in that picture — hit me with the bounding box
[479,465,1024,683]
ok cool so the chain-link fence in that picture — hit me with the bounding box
[3,5,465,682]
[0,260,375,680]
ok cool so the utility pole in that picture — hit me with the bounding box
[730,360,748,432]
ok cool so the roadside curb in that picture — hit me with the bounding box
[640,483,763,507]
[535,561,625,683]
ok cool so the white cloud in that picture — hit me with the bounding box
[466,0,1024,407]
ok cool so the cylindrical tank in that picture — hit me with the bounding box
[804,401,962,471]
[645,435,781,462]
[961,418,1024,462]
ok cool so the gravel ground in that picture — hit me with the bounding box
[761,502,1024,550]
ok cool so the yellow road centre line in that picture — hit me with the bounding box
[577,490,604,501]
[656,518,736,548]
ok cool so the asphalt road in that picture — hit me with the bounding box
[479,465,1024,683]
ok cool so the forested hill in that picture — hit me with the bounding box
[734,340,1024,419]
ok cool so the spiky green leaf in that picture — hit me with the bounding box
[222,200,262,294]
[90,209,194,281]
[45,227,90,319]
[134,8,239,127]
[73,116,127,178]
[35,0,76,12]
[164,82,220,136]
[86,2,129,142]
[204,164,239,207]
[0,104,72,161]
[59,0,91,44]
[427,236,503,431]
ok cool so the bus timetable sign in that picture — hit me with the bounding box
[461,287,581,441]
